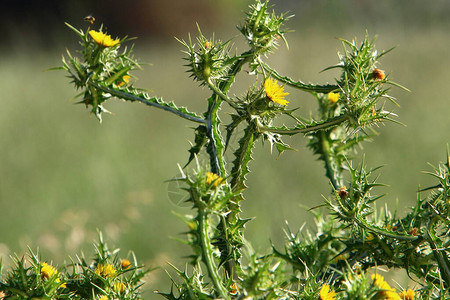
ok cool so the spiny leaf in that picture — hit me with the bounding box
[184,125,208,168]
[263,62,338,93]
[230,123,258,196]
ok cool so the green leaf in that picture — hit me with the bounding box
[230,123,258,196]
[184,125,208,168]
[263,62,338,93]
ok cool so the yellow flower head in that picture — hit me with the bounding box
[114,282,126,293]
[206,172,224,188]
[99,296,109,300]
[319,283,336,300]
[204,41,213,49]
[41,262,58,279]
[121,258,132,269]
[89,30,120,47]
[95,263,117,278]
[372,274,400,300]
[264,78,289,106]
[327,92,340,103]
[399,289,415,300]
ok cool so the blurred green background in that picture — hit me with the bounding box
[1,0,449,297]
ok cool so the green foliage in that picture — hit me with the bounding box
[1,0,449,299]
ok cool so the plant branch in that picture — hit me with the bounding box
[207,78,240,110]
[90,83,206,124]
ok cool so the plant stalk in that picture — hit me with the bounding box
[199,211,230,299]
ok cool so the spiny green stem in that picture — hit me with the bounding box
[354,218,420,242]
[425,218,450,285]
[90,83,206,124]
[205,52,254,176]
[198,211,230,299]
[220,52,253,93]
[207,78,240,110]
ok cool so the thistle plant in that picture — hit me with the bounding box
[0,233,147,299]
[1,0,449,299]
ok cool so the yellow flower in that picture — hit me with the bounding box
[41,262,58,279]
[399,289,415,300]
[95,263,117,278]
[121,258,132,269]
[206,172,224,187]
[204,41,213,49]
[264,78,289,106]
[372,274,400,300]
[117,75,130,87]
[89,30,120,47]
[99,296,109,300]
[319,283,336,300]
[327,92,340,103]
[114,282,126,293]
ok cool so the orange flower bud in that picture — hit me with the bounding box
[372,68,385,80]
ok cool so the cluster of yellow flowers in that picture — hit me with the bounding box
[95,263,117,278]
[206,172,224,188]
[372,274,401,300]
[319,275,415,300]
[372,274,415,300]
[40,262,66,288]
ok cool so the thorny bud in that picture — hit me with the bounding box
[180,30,231,84]
[239,0,290,54]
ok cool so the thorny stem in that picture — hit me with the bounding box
[199,211,230,299]
[207,78,240,110]
[354,218,420,242]
[425,217,450,285]
[205,52,254,176]
[204,52,254,281]
[90,83,206,124]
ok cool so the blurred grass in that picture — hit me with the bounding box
[1,3,450,297]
